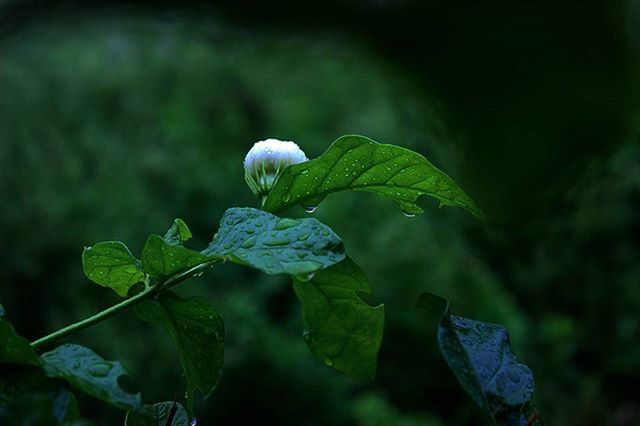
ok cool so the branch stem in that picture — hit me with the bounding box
[30,261,216,350]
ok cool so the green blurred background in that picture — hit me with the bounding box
[0,1,638,425]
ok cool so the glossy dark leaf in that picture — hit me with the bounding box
[141,235,212,279]
[416,293,538,425]
[263,135,485,220]
[135,292,224,412]
[41,344,141,410]
[82,242,145,297]
[0,318,41,366]
[293,258,384,379]
[203,207,345,276]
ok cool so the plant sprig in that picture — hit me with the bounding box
[1,135,540,426]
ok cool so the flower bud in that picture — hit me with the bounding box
[243,138,308,199]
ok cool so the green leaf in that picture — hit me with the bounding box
[0,319,41,366]
[82,241,145,297]
[416,293,537,425]
[293,258,385,379]
[263,134,485,220]
[163,219,193,245]
[41,344,141,410]
[141,221,212,278]
[203,207,345,276]
[134,292,224,412]
[125,402,189,426]
[141,235,212,278]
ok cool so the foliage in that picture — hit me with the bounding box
[4,14,628,424]
[293,257,384,379]
[203,207,345,276]
[82,242,145,297]
[135,293,224,413]
[0,133,515,425]
[41,344,141,411]
[0,319,41,366]
[264,135,485,220]
[416,293,540,425]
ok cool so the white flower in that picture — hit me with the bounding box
[243,138,308,199]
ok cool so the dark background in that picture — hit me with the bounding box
[1,0,638,425]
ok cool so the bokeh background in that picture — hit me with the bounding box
[1,1,638,425]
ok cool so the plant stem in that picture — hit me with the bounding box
[30,261,216,350]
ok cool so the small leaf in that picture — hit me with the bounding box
[41,344,141,410]
[203,207,345,276]
[416,292,537,424]
[82,241,145,297]
[135,292,224,412]
[263,135,485,220]
[141,235,212,279]
[0,318,41,366]
[163,219,193,245]
[293,258,385,379]
[125,401,189,426]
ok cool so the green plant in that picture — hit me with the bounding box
[0,135,540,425]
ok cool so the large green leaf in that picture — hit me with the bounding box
[41,344,141,410]
[416,293,538,425]
[293,258,384,379]
[134,292,224,412]
[125,401,189,426]
[82,241,145,297]
[263,135,485,220]
[0,318,41,366]
[203,207,345,276]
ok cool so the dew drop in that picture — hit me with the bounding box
[323,358,334,367]
[88,363,110,377]
[295,272,315,282]
[241,236,257,249]
[282,193,292,203]
[402,211,416,218]
[303,205,318,213]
